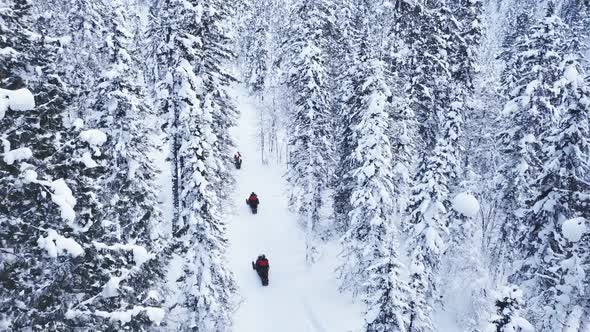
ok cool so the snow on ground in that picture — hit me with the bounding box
[227,86,364,332]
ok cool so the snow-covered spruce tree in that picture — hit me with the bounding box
[1,1,106,329]
[519,53,590,331]
[332,0,360,235]
[448,0,483,90]
[0,0,33,88]
[240,0,271,93]
[562,0,590,54]
[496,3,570,271]
[486,286,534,332]
[493,13,536,269]
[399,1,450,151]
[336,4,410,327]
[31,0,108,125]
[497,13,531,100]
[404,110,459,332]
[404,98,465,332]
[402,4,467,331]
[282,0,335,262]
[382,1,421,217]
[55,3,167,329]
[146,0,235,329]
[199,0,239,209]
[174,55,236,332]
[341,57,410,331]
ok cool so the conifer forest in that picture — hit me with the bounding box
[1,0,589,331]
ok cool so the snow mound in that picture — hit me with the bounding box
[452,192,480,218]
[564,64,583,86]
[81,151,98,168]
[145,307,166,325]
[562,217,587,242]
[80,129,108,146]
[21,169,38,184]
[0,88,36,113]
[93,242,153,266]
[49,179,77,223]
[73,118,85,129]
[66,306,165,325]
[146,290,162,302]
[3,147,33,165]
[102,276,122,298]
[37,229,84,258]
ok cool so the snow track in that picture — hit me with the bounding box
[227,87,364,332]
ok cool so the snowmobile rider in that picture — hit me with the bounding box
[246,192,259,209]
[234,152,242,169]
[252,254,270,285]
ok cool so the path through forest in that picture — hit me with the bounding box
[227,86,363,332]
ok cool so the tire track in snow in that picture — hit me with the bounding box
[303,297,329,332]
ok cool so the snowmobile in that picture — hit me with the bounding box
[234,153,242,169]
[252,255,269,286]
[246,193,259,214]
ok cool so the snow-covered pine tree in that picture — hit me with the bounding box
[32,0,108,126]
[405,117,458,332]
[402,2,467,330]
[0,0,32,88]
[381,1,421,217]
[494,14,536,269]
[341,55,410,330]
[332,0,360,235]
[497,13,531,100]
[146,0,235,329]
[57,2,167,329]
[448,0,483,90]
[561,0,590,53]
[146,0,200,234]
[282,0,335,262]
[1,1,107,329]
[497,3,570,272]
[336,3,410,329]
[198,0,239,210]
[400,1,449,151]
[241,0,271,93]
[519,46,590,332]
[569,1,590,57]
[174,53,236,332]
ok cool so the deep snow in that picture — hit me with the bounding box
[227,87,364,332]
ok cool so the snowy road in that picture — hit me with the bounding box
[227,87,364,332]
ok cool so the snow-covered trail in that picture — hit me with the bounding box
[227,87,363,332]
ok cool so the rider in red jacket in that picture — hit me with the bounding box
[252,254,269,286]
[246,192,259,208]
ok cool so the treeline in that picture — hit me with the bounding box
[239,0,590,331]
[1,0,240,330]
